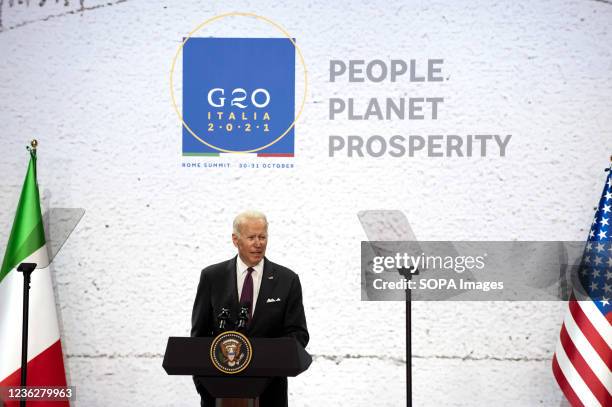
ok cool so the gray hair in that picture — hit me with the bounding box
[232,210,268,236]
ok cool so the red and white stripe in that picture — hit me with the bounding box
[553,293,612,407]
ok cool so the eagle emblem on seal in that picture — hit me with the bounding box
[220,338,245,367]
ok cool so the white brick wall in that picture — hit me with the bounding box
[1,1,611,405]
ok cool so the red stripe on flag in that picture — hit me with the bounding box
[559,325,610,406]
[0,340,68,407]
[568,297,612,370]
[552,354,586,407]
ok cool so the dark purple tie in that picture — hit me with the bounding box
[240,267,254,319]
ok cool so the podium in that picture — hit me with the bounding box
[162,336,312,407]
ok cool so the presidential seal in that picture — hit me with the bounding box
[210,331,253,374]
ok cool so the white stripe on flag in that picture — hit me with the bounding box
[555,337,602,407]
[29,240,50,269]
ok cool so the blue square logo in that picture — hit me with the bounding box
[182,38,295,157]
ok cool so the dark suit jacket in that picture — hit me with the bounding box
[191,256,309,407]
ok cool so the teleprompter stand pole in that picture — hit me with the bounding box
[399,267,416,407]
[406,287,412,407]
[17,262,37,407]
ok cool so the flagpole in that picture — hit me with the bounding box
[17,139,40,407]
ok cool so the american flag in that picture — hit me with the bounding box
[552,167,612,407]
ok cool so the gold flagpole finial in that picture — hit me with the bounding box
[30,139,38,149]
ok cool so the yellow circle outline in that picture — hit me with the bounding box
[170,12,308,154]
[209,331,253,374]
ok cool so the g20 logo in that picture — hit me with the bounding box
[207,88,271,109]
[178,34,305,156]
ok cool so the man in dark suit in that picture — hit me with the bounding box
[191,211,309,407]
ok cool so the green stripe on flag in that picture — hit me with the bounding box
[0,150,46,283]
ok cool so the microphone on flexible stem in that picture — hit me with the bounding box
[217,307,231,332]
[235,304,250,331]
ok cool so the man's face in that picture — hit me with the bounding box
[232,218,268,267]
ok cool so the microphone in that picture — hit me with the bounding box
[235,304,250,331]
[217,307,231,332]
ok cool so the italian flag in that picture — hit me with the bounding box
[0,149,68,406]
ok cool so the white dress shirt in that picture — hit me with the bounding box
[236,256,264,314]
